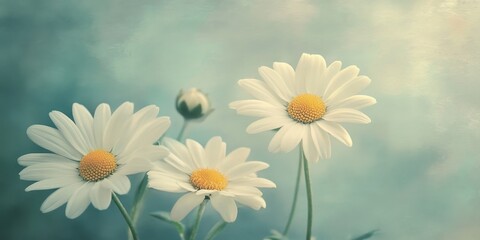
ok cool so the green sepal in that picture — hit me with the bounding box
[176,101,203,119]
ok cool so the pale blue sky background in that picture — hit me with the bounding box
[1,0,480,239]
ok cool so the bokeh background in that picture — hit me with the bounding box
[2,0,480,239]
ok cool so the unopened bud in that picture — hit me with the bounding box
[175,88,212,120]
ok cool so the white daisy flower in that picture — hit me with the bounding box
[230,53,376,162]
[18,102,171,219]
[148,136,276,222]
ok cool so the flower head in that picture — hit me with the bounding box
[148,136,276,222]
[176,88,212,120]
[230,53,376,162]
[18,102,170,218]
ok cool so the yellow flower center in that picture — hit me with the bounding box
[190,168,228,190]
[79,150,117,182]
[287,93,326,124]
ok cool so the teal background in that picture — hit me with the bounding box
[2,0,480,239]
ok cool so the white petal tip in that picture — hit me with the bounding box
[238,79,250,86]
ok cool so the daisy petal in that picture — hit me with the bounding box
[104,175,131,195]
[20,162,79,181]
[26,176,81,191]
[211,195,237,222]
[119,117,171,156]
[229,100,285,117]
[225,185,263,196]
[294,53,311,93]
[205,136,226,168]
[170,192,204,221]
[238,79,283,107]
[304,54,327,94]
[65,182,92,219]
[235,195,266,210]
[149,164,189,181]
[324,65,359,100]
[226,161,269,180]
[273,62,295,91]
[163,138,195,167]
[93,103,111,148]
[148,179,186,193]
[246,116,291,134]
[233,177,276,188]
[280,123,305,153]
[268,123,305,152]
[131,105,160,126]
[49,111,89,155]
[317,121,352,147]
[72,103,95,151]
[148,170,188,193]
[120,145,169,165]
[302,126,321,162]
[177,181,197,192]
[162,154,192,173]
[186,139,207,168]
[18,153,74,166]
[40,182,83,213]
[27,125,82,160]
[323,108,371,124]
[196,189,218,195]
[314,125,331,159]
[116,158,152,175]
[326,76,371,105]
[268,123,294,153]
[331,95,377,110]
[103,102,133,151]
[258,66,293,102]
[89,182,112,210]
[318,61,342,95]
[217,147,250,171]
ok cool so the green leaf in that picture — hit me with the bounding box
[351,229,379,240]
[263,229,286,240]
[151,211,186,238]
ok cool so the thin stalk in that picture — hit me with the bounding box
[177,120,190,141]
[112,193,139,240]
[128,174,149,240]
[302,148,313,240]
[189,199,207,240]
[204,221,227,240]
[282,148,303,236]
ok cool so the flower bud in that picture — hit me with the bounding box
[175,88,212,120]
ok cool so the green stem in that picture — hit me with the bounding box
[177,120,190,141]
[204,221,227,240]
[189,199,207,240]
[302,148,313,240]
[128,174,149,240]
[282,148,303,236]
[112,193,139,240]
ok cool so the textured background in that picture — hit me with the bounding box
[1,0,480,239]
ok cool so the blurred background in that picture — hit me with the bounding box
[1,0,480,239]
